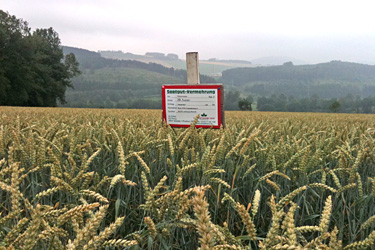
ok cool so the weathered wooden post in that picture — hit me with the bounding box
[186,52,200,85]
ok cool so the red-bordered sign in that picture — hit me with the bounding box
[162,84,224,129]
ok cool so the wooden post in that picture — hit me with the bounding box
[186,52,200,84]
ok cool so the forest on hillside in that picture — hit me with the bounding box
[62,47,216,109]
[62,47,375,113]
[222,61,375,99]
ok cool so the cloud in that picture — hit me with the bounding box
[2,0,375,64]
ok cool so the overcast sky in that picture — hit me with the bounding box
[2,0,375,64]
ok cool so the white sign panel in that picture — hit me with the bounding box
[162,85,223,128]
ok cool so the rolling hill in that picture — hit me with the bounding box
[62,46,375,111]
[98,50,255,76]
[222,60,375,99]
[250,56,307,65]
[62,46,215,109]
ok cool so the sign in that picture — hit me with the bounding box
[162,84,224,128]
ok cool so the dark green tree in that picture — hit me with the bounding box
[329,100,341,113]
[225,91,240,110]
[361,97,374,113]
[283,61,294,66]
[0,11,80,107]
[238,98,252,111]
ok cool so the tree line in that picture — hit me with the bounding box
[257,94,375,113]
[224,90,375,114]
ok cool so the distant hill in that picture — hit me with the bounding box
[99,50,254,76]
[61,46,215,109]
[63,46,215,83]
[222,60,375,99]
[99,50,149,61]
[99,50,184,69]
[100,51,179,61]
[61,46,375,109]
[208,58,252,64]
[250,56,307,66]
[65,67,184,109]
[200,59,254,76]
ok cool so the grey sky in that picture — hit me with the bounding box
[2,0,375,64]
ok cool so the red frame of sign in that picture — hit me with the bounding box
[162,84,223,128]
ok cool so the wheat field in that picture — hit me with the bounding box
[1,106,375,249]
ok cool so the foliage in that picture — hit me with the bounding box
[0,11,80,107]
[224,91,241,110]
[238,98,252,111]
[329,100,341,113]
[2,107,375,249]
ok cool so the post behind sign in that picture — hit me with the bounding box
[186,52,200,85]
